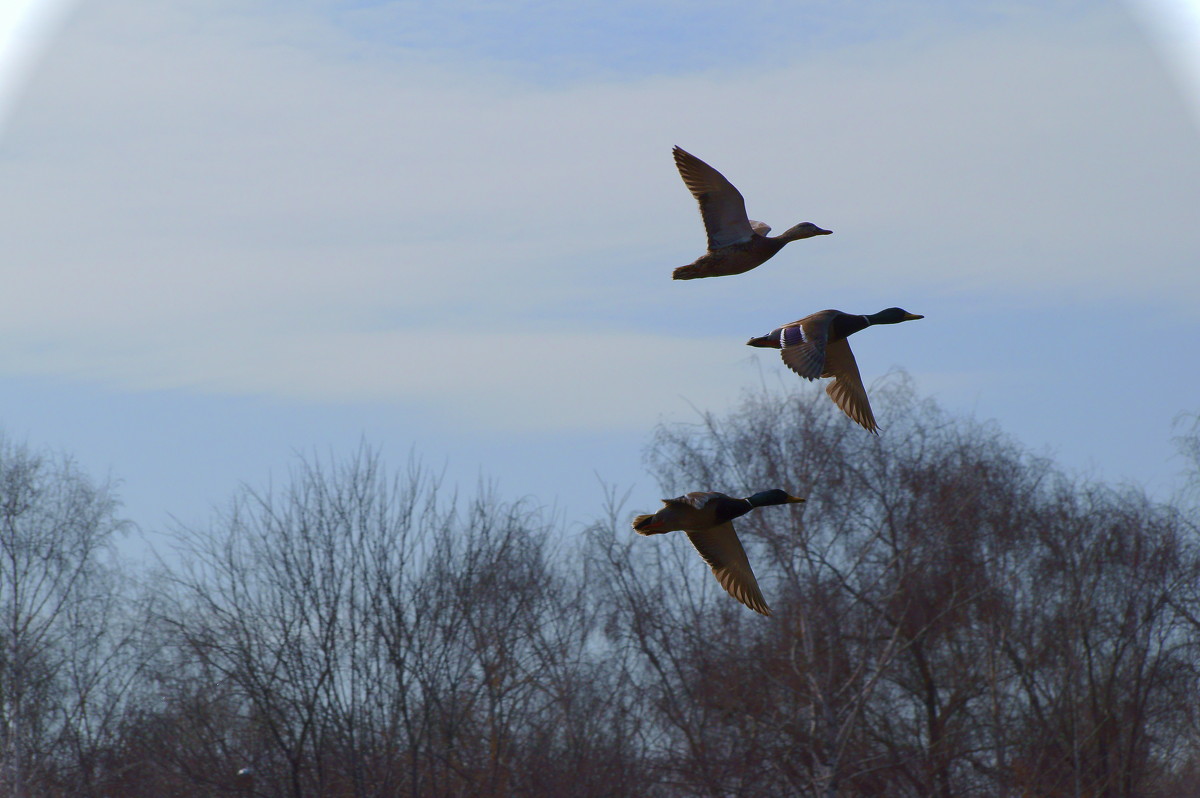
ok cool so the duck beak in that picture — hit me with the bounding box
[815,227,833,235]
[903,313,924,321]
[786,495,807,504]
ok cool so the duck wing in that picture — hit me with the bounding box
[673,146,755,249]
[657,491,729,528]
[822,339,879,433]
[663,491,726,510]
[749,220,772,236]
[685,522,771,616]
[779,311,836,380]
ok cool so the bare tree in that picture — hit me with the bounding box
[595,376,1200,797]
[149,446,646,797]
[4,380,1198,796]
[0,435,132,797]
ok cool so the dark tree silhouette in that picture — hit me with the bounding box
[6,378,1200,796]
[0,435,136,797]
[592,376,1200,797]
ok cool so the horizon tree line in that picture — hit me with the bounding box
[2,374,1199,796]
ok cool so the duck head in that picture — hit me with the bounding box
[777,222,833,241]
[746,489,807,507]
[865,307,924,325]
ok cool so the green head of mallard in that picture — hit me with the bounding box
[865,307,924,325]
[745,489,807,507]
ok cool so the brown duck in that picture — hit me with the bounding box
[672,146,831,280]
[748,308,923,434]
[633,489,805,615]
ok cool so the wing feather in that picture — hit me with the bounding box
[778,312,836,380]
[822,339,879,433]
[673,147,755,249]
[685,522,771,616]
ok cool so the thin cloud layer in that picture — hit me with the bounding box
[0,323,749,431]
[0,0,1196,430]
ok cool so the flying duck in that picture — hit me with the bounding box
[633,489,806,615]
[672,146,831,280]
[747,308,924,433]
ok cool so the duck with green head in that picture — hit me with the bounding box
[747,308,924,434]
[632,489,806,616]
[671,146,831,280]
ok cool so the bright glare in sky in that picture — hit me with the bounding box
[0,0,74,132]
[1130,0,1200,129]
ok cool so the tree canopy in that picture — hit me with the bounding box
[3,379,1199,796]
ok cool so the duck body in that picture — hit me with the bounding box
[747,308,923,434]
[632,489,805,616]
[673,234,790,280]
[672,146,831,280]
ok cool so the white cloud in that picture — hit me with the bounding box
[0,322,751,430]
[0,0,1197,429]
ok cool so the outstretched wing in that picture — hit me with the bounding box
[673,146,755,249]
[779,311,836,380]
[822,339,879,433]
[685,522,771,616]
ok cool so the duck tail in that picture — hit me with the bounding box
[671,264,702,280]
[632,514,662,535]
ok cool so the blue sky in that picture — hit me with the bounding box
[1,0,1199,553]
